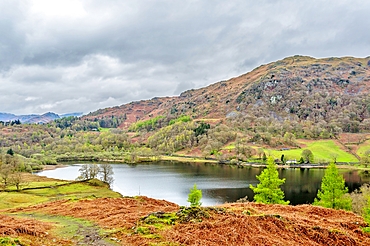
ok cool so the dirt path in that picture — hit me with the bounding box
[74,223,116,246]
[9,213,118,246]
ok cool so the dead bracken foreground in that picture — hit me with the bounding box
[0,214,51,237]
[0,214,70,246]
[8,197,370,245]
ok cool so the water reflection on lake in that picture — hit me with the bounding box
[37,162,370,206]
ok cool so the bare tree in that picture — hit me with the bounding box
[1,154,21,190]
[88,164,100,179]
[10,172,28,191]
[77,164,100,180]
[77,164,89,180]
[99,163,114,187]
[0,164,14,189]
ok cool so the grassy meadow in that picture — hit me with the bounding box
[0,174,121,210]
[222,139,361,163]
[357,140,370,156]
[269,140,359,163]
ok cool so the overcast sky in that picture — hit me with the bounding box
[1,0,370,115]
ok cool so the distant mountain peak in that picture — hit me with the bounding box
[0,111,83,124]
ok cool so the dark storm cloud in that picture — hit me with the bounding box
[1,0,370,114]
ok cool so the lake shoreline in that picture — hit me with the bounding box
[38,160,370,206]
[42,164,68,171]
[47,155,368,172]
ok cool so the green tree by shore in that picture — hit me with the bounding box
[313,162,351,210]
[250,157,289,205]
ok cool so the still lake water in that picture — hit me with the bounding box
[37,161,370,206]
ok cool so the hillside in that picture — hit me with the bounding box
[84,56,370,133]
[1,56,368,165]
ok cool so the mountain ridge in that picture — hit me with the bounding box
[0,112,83,124]
[84,55,370,133]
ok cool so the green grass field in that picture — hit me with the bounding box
[223,143,236,150]
[0,179,121,210]
[268,140,358,163]
[98,127,111,132]
[0,193,49,209]
[23,180,69,188]
[220,139,359,163]
[357,140,370,157]
[161,155,217,163]
[24,180,121,199]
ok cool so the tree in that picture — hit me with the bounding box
[0,153,22,190]
[250,157,289,205]
[363,197,370,227]
[88,164,100,179]
[99,163,114,187]
[6,148,14,156]
[262,152,267,162]
[330,153,339,163]
[77,164,89,180]
[187,183,202,207]
[280,154,285,164]
[77,164,99,180]
[10,172,27,191]
[313,162,351,210]
[257,148,265,159]
[301,149,314,163]
[194,122,210,137]
[350,184,370,216]
[0,162,14,189]
[361,150,370,167]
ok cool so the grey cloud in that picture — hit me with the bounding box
[1,0,370,114]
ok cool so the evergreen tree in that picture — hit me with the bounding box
[313,162,351,210]
[280,154,285,164]
[187,183,202,207]
[6,148,14,156]
[250,157,289,204]
[262,152,267,162]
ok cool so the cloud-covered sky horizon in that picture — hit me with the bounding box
[1,0,370,115]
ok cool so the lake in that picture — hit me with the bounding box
[36,161,370,206]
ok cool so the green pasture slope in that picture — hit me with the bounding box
[269,140,358,163]
[357,140,370,157]
[0,178,121,210]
